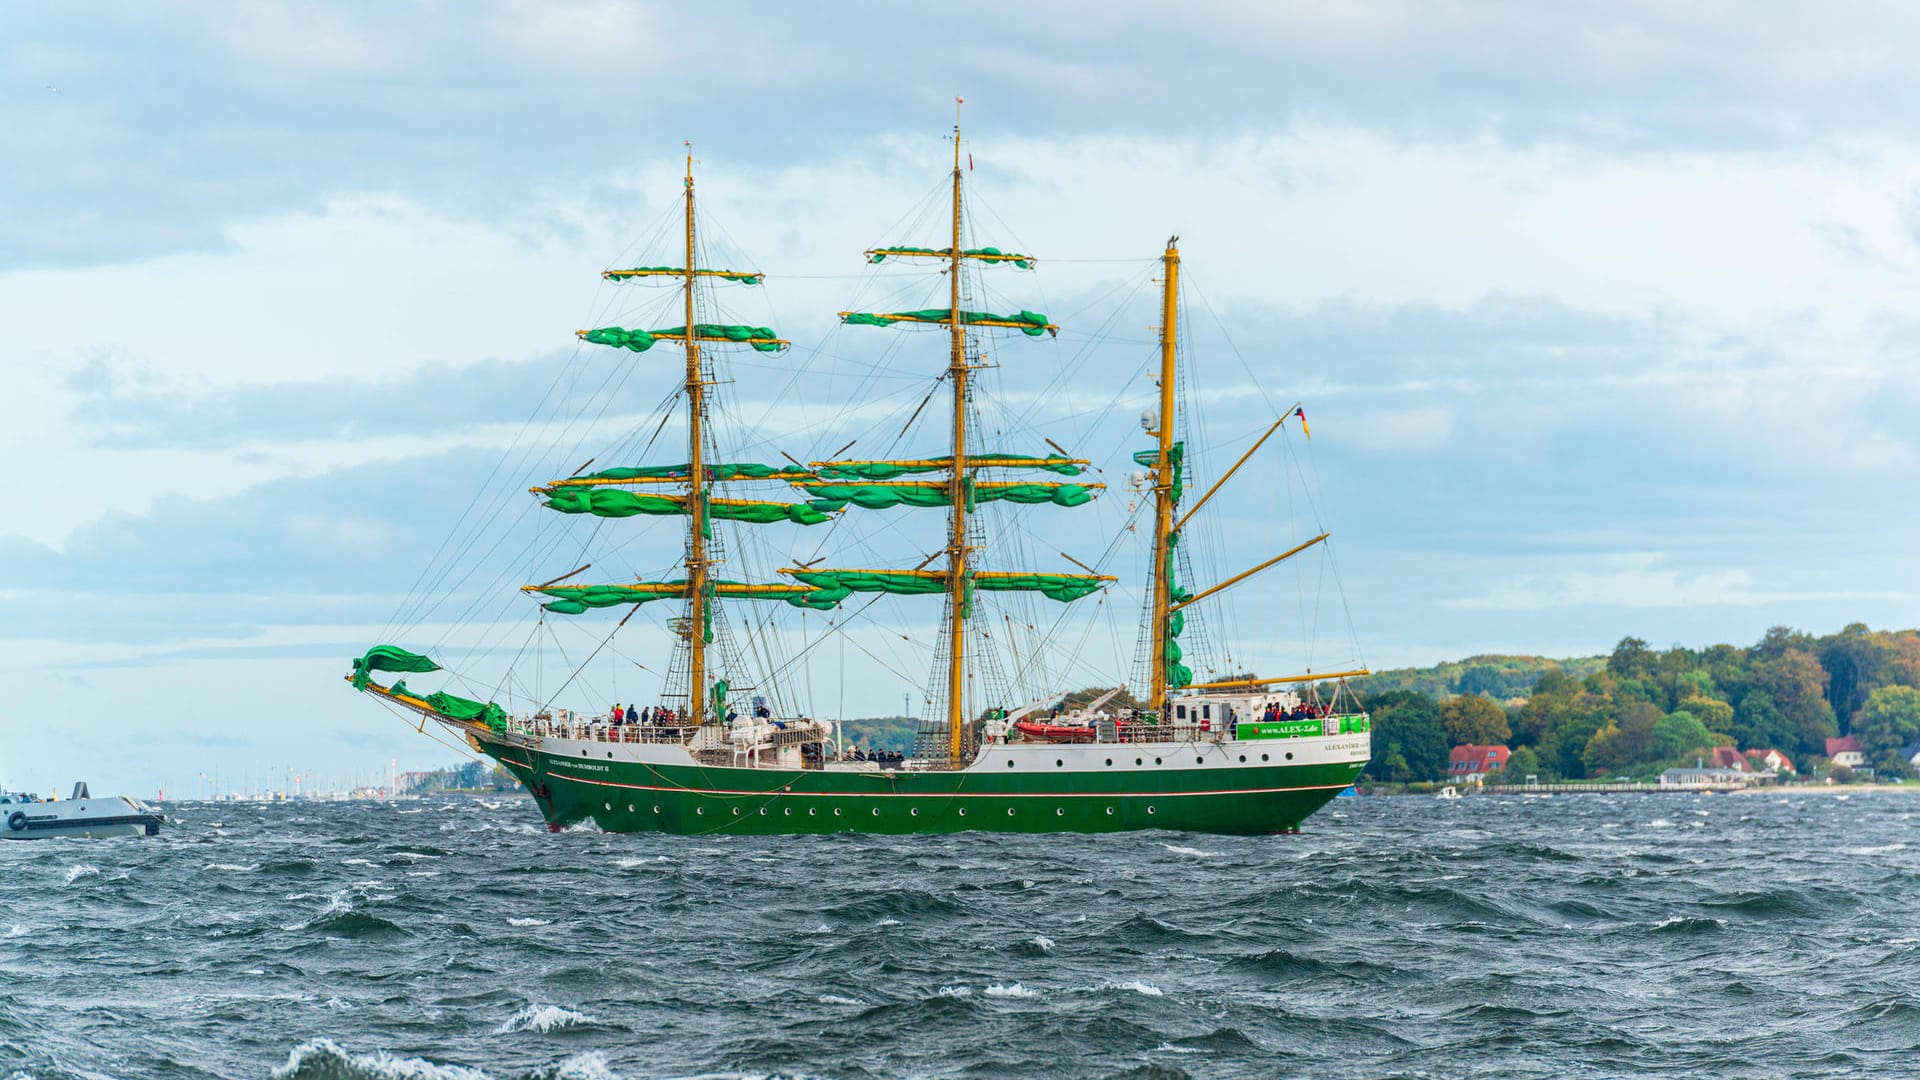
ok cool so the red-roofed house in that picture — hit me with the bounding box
[1745,748,1795,774]
[1826,735,1866,769]
[1708,747,1751,771]
[1449,744,1511,781]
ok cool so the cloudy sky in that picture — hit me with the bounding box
[6,2,1919,796]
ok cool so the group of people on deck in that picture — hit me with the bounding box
[1262,701,1330,724]
[608,704,681,727]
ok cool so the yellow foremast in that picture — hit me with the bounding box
[682,147,712,726]
[945,105,970,760]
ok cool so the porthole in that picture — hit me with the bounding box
[1239,755,1246,763]
[627,804,634,812]
[1007,808,1015,817]
[809,808,817,816]
[696,807,705,816]
[1196,757,1205,765]
[1261,754,1269,762]
[1055,759,1064,768]
[1105,806,1115,815]
[1285,752,1294,761]
[653,805,661,813]
[604,802,612,811]
[1007,760,1016,769]
[1147,806,1157,815]
[910,808,919,817]
[1105,758,1113,767]
[732,807,740,816]
[833,808,842,816]
[1155,757,1163,765]
[872,807,880,816]
[759,808,767,816]
[1055,807,1064,817]
[606,752,612,759]
[784,808,792,816]
[1135,758,1143,766]
[958,807,967,817]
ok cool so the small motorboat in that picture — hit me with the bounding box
[1,783,164,840]
[1436,786,1462,800]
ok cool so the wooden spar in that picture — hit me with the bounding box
[1060,551,1100,576]
[1172,403,1299,533]
[534,564,591,589]
[1148,238,1180,714]
[1168,532,1330,613]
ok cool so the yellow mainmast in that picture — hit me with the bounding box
[945,101,970,759]
[1148,238,1180,715]
[683,145,710,725]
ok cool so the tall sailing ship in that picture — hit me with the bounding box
[348,115,1372,835]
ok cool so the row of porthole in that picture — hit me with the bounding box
[1013,752,1295,768]
[601,802,1154,819]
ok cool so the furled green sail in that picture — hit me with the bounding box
[582,324,786,353]
[840,309,1055,337]
[867,246,1034,270]
[785,570,1108,607]
[350,645,439,692]
[605,266,763,285]
[815,454,1082,480]
[799,482,1095,512]
[534,580,836,615]
[542,488,830,525]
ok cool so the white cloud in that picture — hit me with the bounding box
[1444,552,1909,612]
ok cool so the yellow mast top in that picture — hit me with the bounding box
[683,144,711,725]
[945,99,970,760]
[1148,238,1180,714]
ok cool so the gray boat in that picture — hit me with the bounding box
[1,783,164,840]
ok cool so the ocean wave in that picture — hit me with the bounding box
[1111,980,1164,996]
[494,1004,592,1034]
[1163,844,1221,857]
[936,985,972,998]
[63,865,99,886]
[985,983,1040,998]
[507,917,551,927]
[273,1037,492,1079]
[204,863,260,873]
[818,994,866,1006]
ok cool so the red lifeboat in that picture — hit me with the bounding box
[1013,719,1098,742]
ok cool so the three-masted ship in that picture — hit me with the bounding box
[348,116,1372,835]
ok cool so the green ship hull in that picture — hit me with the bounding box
[477,736,1365,836]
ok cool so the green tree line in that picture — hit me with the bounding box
[1363,623,1920,783]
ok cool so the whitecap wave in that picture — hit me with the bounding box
[204,862,260,873]
[818,994,865,1006]
[549,1051,619,1080]
[64,865,99,885]
[936,985,972,998]
[1030,935,1055,952]
[985,983,1039,998]
[272,1037,493,1079]
[1112,980,1163,996]
[495,1003,592,1034]
[1163,844,1220,857]
[5,923,27,939]
[508,917,552,927]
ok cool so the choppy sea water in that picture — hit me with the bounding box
[3,793,1918,1079]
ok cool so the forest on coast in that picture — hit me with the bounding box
[1356,624,1920,783]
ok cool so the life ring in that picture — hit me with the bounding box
[6,811,25,831]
